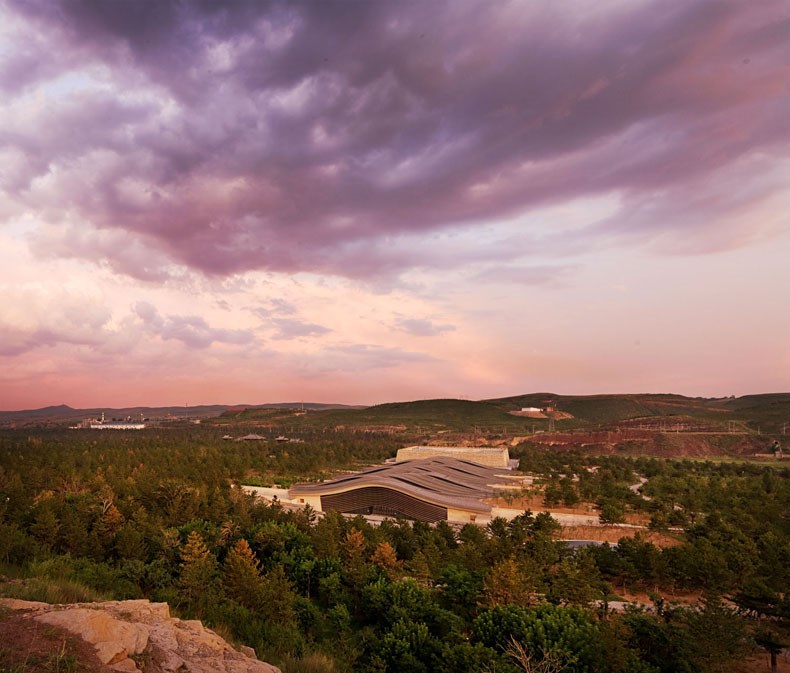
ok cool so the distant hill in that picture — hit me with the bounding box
[266,393,789,435]
[715,393,790,410]
[2,393,788,434]
[0,404,229,424]
[302,398,524,432]
[0,402,361,425]
[486,393,729,423]
[485,392,790,433]
[228,402,365,412]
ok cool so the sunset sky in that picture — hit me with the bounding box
[1,0,789,410]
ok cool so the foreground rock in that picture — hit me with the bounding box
[0,598,281,673]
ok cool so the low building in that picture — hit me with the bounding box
[89,423,146,430]
[396,445,511,469]
[288,456,508,523]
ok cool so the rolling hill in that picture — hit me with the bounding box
[2,393,788,435]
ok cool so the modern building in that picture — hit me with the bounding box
[288,456,511,523]
[395,445,512,468]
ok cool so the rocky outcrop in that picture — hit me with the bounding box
[0,598,281,673]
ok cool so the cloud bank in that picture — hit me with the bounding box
[1,1,789,408]
[2,0,787,282]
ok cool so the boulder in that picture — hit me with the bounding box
[0,598,281,673]
[36,608,150,664]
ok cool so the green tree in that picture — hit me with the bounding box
[483,558,537,608]
[222,538,264,608]
[30,503,60,549]
[754,626,789,673]
[685,595,750,673]
[179,530,218,614]
[549,555,602,607]
[473,603,602,673]
[598,500,626,525]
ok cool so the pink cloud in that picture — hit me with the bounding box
[133,302,256,348]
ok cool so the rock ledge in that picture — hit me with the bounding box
[0,598,281,673]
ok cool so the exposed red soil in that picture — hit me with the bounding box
[491,493,601,515]
[623,512,652,526]
[0,607,110,673]
[615,587,702,605]
[559,525,682,548]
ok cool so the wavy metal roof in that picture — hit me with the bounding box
[289,456,506,514]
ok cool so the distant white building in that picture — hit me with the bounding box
[521,407,542,413]
[87,411,145,430]
[90,423,145,430]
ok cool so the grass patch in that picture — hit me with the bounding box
[278,651,338,673]
[0,577,109,605]
[46,640,78,673]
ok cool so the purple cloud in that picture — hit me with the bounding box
[3,1,789,282]
[133,302,256,348]
[396,318,455,337]
[270,318,331,340]
[0,301,118,356]
[474,264,578,287]
[324,344,435,370]
[253,299,298,318]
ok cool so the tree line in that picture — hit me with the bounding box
[0,429,787,672]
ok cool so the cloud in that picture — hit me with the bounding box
[252,299,298,318]
[0,1,787,283]
[270,318,331,340]
[588,154,790,255]
[133,301,256,348]
[395,318,455,337]
[0,289,129,357]
[0,325,59,357]
[29,222,186,283]
[323,344,435,371]
[474,264,578,287]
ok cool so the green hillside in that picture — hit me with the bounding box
[486,393,714,423]
[486,392,790,431]
[718,395,790,433]
[303,398,542,432]
[6,392,788,435]
[716,393,790,409]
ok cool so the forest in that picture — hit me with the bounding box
[0,427,787,673]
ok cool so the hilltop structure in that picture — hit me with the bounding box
[395,445,513,468]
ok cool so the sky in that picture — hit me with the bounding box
[1,0,789,410]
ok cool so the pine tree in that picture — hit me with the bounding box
[222,538,264,608]
[483,557,536,608]
[342,528,369,592]
[371,541,402,580]
[179,531,218,613]
[407,551,433,587]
